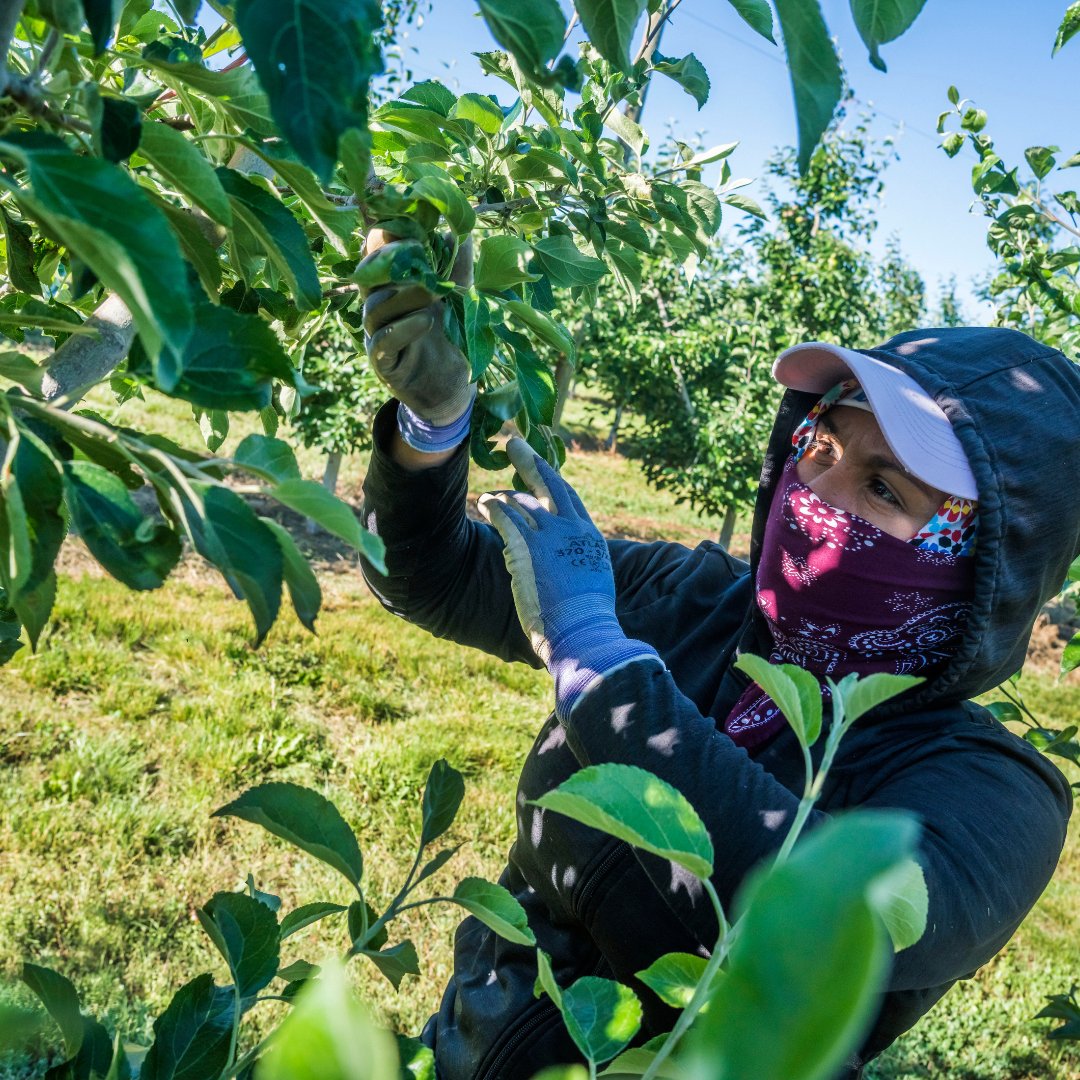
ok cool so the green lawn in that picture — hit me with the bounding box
[0,394,1077,1079]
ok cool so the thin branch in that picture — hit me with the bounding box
[0,3,26,97]
[33,28,58,76]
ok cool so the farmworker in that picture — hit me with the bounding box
[357,234,1079,1080]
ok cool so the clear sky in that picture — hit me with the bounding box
[386,1,1080,321]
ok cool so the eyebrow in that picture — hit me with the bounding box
[817,412,938,498]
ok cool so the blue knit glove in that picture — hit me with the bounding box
[477,438,662,717]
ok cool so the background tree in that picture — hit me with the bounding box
[576,110,927,547]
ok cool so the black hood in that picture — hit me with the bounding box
[742,326,1080,709]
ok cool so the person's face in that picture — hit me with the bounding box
[795,406,947,541]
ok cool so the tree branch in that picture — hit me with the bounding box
[40,293,135,405]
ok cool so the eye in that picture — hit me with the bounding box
[807,434,840,462]
[869,478,901,508]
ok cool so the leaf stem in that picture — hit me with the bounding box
[639,878,728,1080]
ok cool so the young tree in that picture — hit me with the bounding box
[577,111,927,546]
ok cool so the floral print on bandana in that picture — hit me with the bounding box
[789,379,979,557]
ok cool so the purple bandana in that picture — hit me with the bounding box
[724,457,975,748]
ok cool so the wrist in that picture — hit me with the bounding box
[546,612,662,720]
[396,386,476,453]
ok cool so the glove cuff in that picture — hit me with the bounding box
[397,387,476,453]
[547,613,662,720]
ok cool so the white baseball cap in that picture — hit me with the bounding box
[773,341,979,500]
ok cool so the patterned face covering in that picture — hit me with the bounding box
[790,379,979,556]
[724,383,978,748]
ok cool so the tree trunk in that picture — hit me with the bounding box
[604,402,624,452]
[719,505,737,551]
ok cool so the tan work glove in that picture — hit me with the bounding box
[357,228,475,429]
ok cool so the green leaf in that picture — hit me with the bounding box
[941,132,965,158]
[450,92,505,136]
[513,336,559,426]
[216,781,363,887]
[97,95,143,164]
[421,758,465,847]
[1060,151,1080,170]
[138,121,232,225]
[1062,632,1080,678]
[184,483,282,644]
[197,891,280,998]
[533,763,714,879]
[451,877,536,945]
[140,973,235,1080]
[772,0,843,175]
[0,350,45,393]
[850,0,928,72]
[348,899,387,950]
[280,902,347,940]
[0,206,39,294]
[561,977,642,1065]
[82,0,118,52]
[1053,2,1080,55]
[398,1034,435,1080]
[604,107,647,158]
[985,700,1023,724]
[724,0,776,42]
[1024,145,1058,180]
[531,235,607,287]
[503,298,576,362]
[635,952,709,1009]
[236,0,383,182]
[474,235,541,292]
[401,80,458,116]
[534,948,563,1008]
[161,304,297,411]
[254,151,358,256]
[260,517,323,633]
[575,0,648,73]
[270,478,386,571]
[64,461,181,590]
[135,57,275,134]
[669,142,737,172]
[869,857,929,952]
[0,139,192,387]
[156,201,224,298]
[361,941,421,989]
[652,53,711,109]
[464,288,497,380]
[259,959,399,1080]
[217,168,322,311]
[1,425,64,649]
[685,812,920,1080]
[21,963,84,1056]
[235,435,301,484]
[0,587,23,667]
[410,174,477,237]
[721,191,766,218]
[734,654,823,748]
[477,0,567,80]
[838,672,922,727]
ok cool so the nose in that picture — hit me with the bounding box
[804,459,857,517]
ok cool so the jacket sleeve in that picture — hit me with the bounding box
[557,661,1071,994]
[358,401,700,666]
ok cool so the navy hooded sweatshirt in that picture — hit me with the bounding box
[360,326,1078,1078]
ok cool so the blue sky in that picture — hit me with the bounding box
[385,1,1080,321]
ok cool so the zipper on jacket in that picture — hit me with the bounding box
[476,1000,562,1080]
[573,841,630,922]
[476,950,612,1080]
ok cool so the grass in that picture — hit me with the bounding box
[0,391,1077,1079]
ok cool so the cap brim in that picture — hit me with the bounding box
[774,342,979,500]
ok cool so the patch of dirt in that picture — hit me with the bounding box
[1025,599,1080,674]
